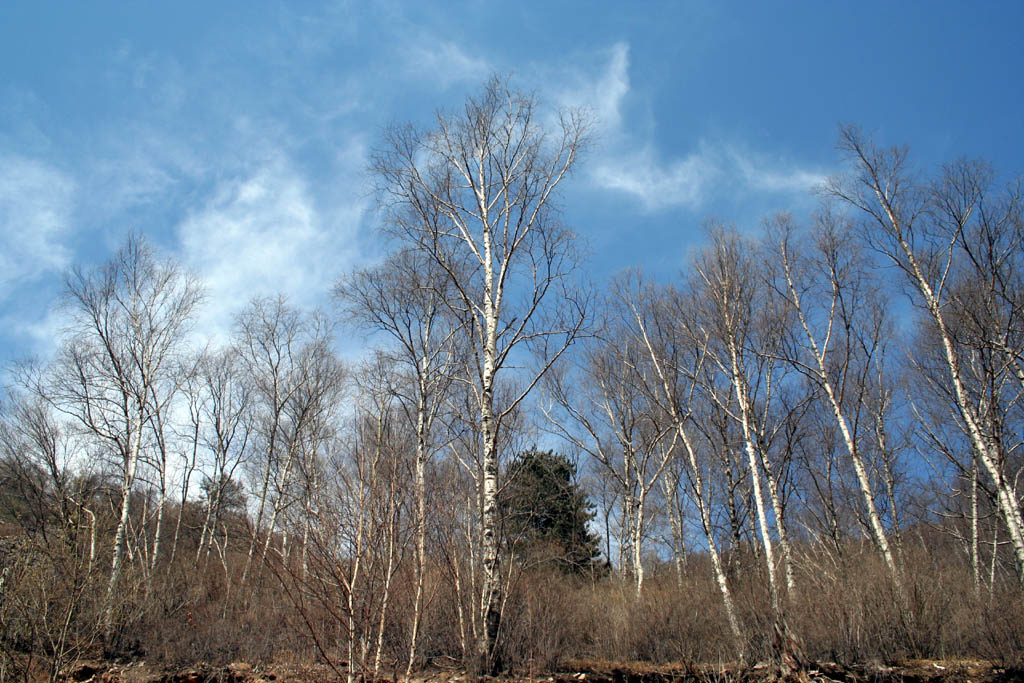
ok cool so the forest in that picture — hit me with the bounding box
[1,78,1022,681]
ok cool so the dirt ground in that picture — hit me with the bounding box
[57,657,1022,683]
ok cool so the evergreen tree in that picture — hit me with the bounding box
[499,449,602,575]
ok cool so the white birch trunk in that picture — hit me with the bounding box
[150,486,165,573]
[897,230,1024,582]
[196,494,215,566]
[619,490,634,579]
[632,492,646,596]
[728,340,781,612]
[989,524,999,602]
[452,542,469,662]
[971,460,981,594]
[373,484,398,676]
[103,412,144,639]
[783,260,903,589]
[476,200,503,672]
[406,393,429,677]
[759,450,797,598]
[678,423,745,651]
[84,507,96,575]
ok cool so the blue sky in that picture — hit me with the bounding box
[2,1,1023,365]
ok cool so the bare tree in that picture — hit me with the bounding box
[335,247,460,675]
[543,287,672,596]
[691,226,798,612]
[0,392,104,682]
[277,357,405,683]
[142,352,198,574]
[0,389,93,555]
[39,234,201,642]
[613,273,745,652]
[829,127,1024,582]
[235,296,336,588]
[372,76,591,672]
[194,349,253,570]
[767,213,904,593]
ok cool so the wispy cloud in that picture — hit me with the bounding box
[87,125,208,220]
[0,155,75,297]
[400,39,492,90]
[555,42,631,131]
[107,42,188,111]
[3,304,68,362]
[591,139,826,212]
[553,43,826,213]
[176,155,366,347]
[591,142,721,212]
[727,146,827,193]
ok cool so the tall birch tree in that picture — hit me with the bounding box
[335,247,460,675]
[543,287,673,596]
[615,273,746,652]
[42,234,202,642]
[691,227,798,611]
[767,213,904,592]
[829,127,1024,582]
[372,76,590,672]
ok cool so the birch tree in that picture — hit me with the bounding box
[194,350,253,569]
[691,227,798,611]
[42,234,201,642]
[335,247,460,675]
[372,76,590,672]
[767,213,904,592]
[543,288,673,595]
[829,127,1024,582]
[236,296,336,587]
[614,273,745,652]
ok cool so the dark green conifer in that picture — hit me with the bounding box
[499,449,601,575]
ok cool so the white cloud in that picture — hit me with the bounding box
[727,146,827,193]
[401,39,492,89]
[0,155,75,298]
[555,42,631,132]
[3,303,68,362]
[592,142,721,212]
[590,140,825,212]
[177,155,366,347]
[550,43,719,211]
[552,43,827,213]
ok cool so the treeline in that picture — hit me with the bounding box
[1,78,1023,680]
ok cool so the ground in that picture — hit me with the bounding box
[58,658,1022,682]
